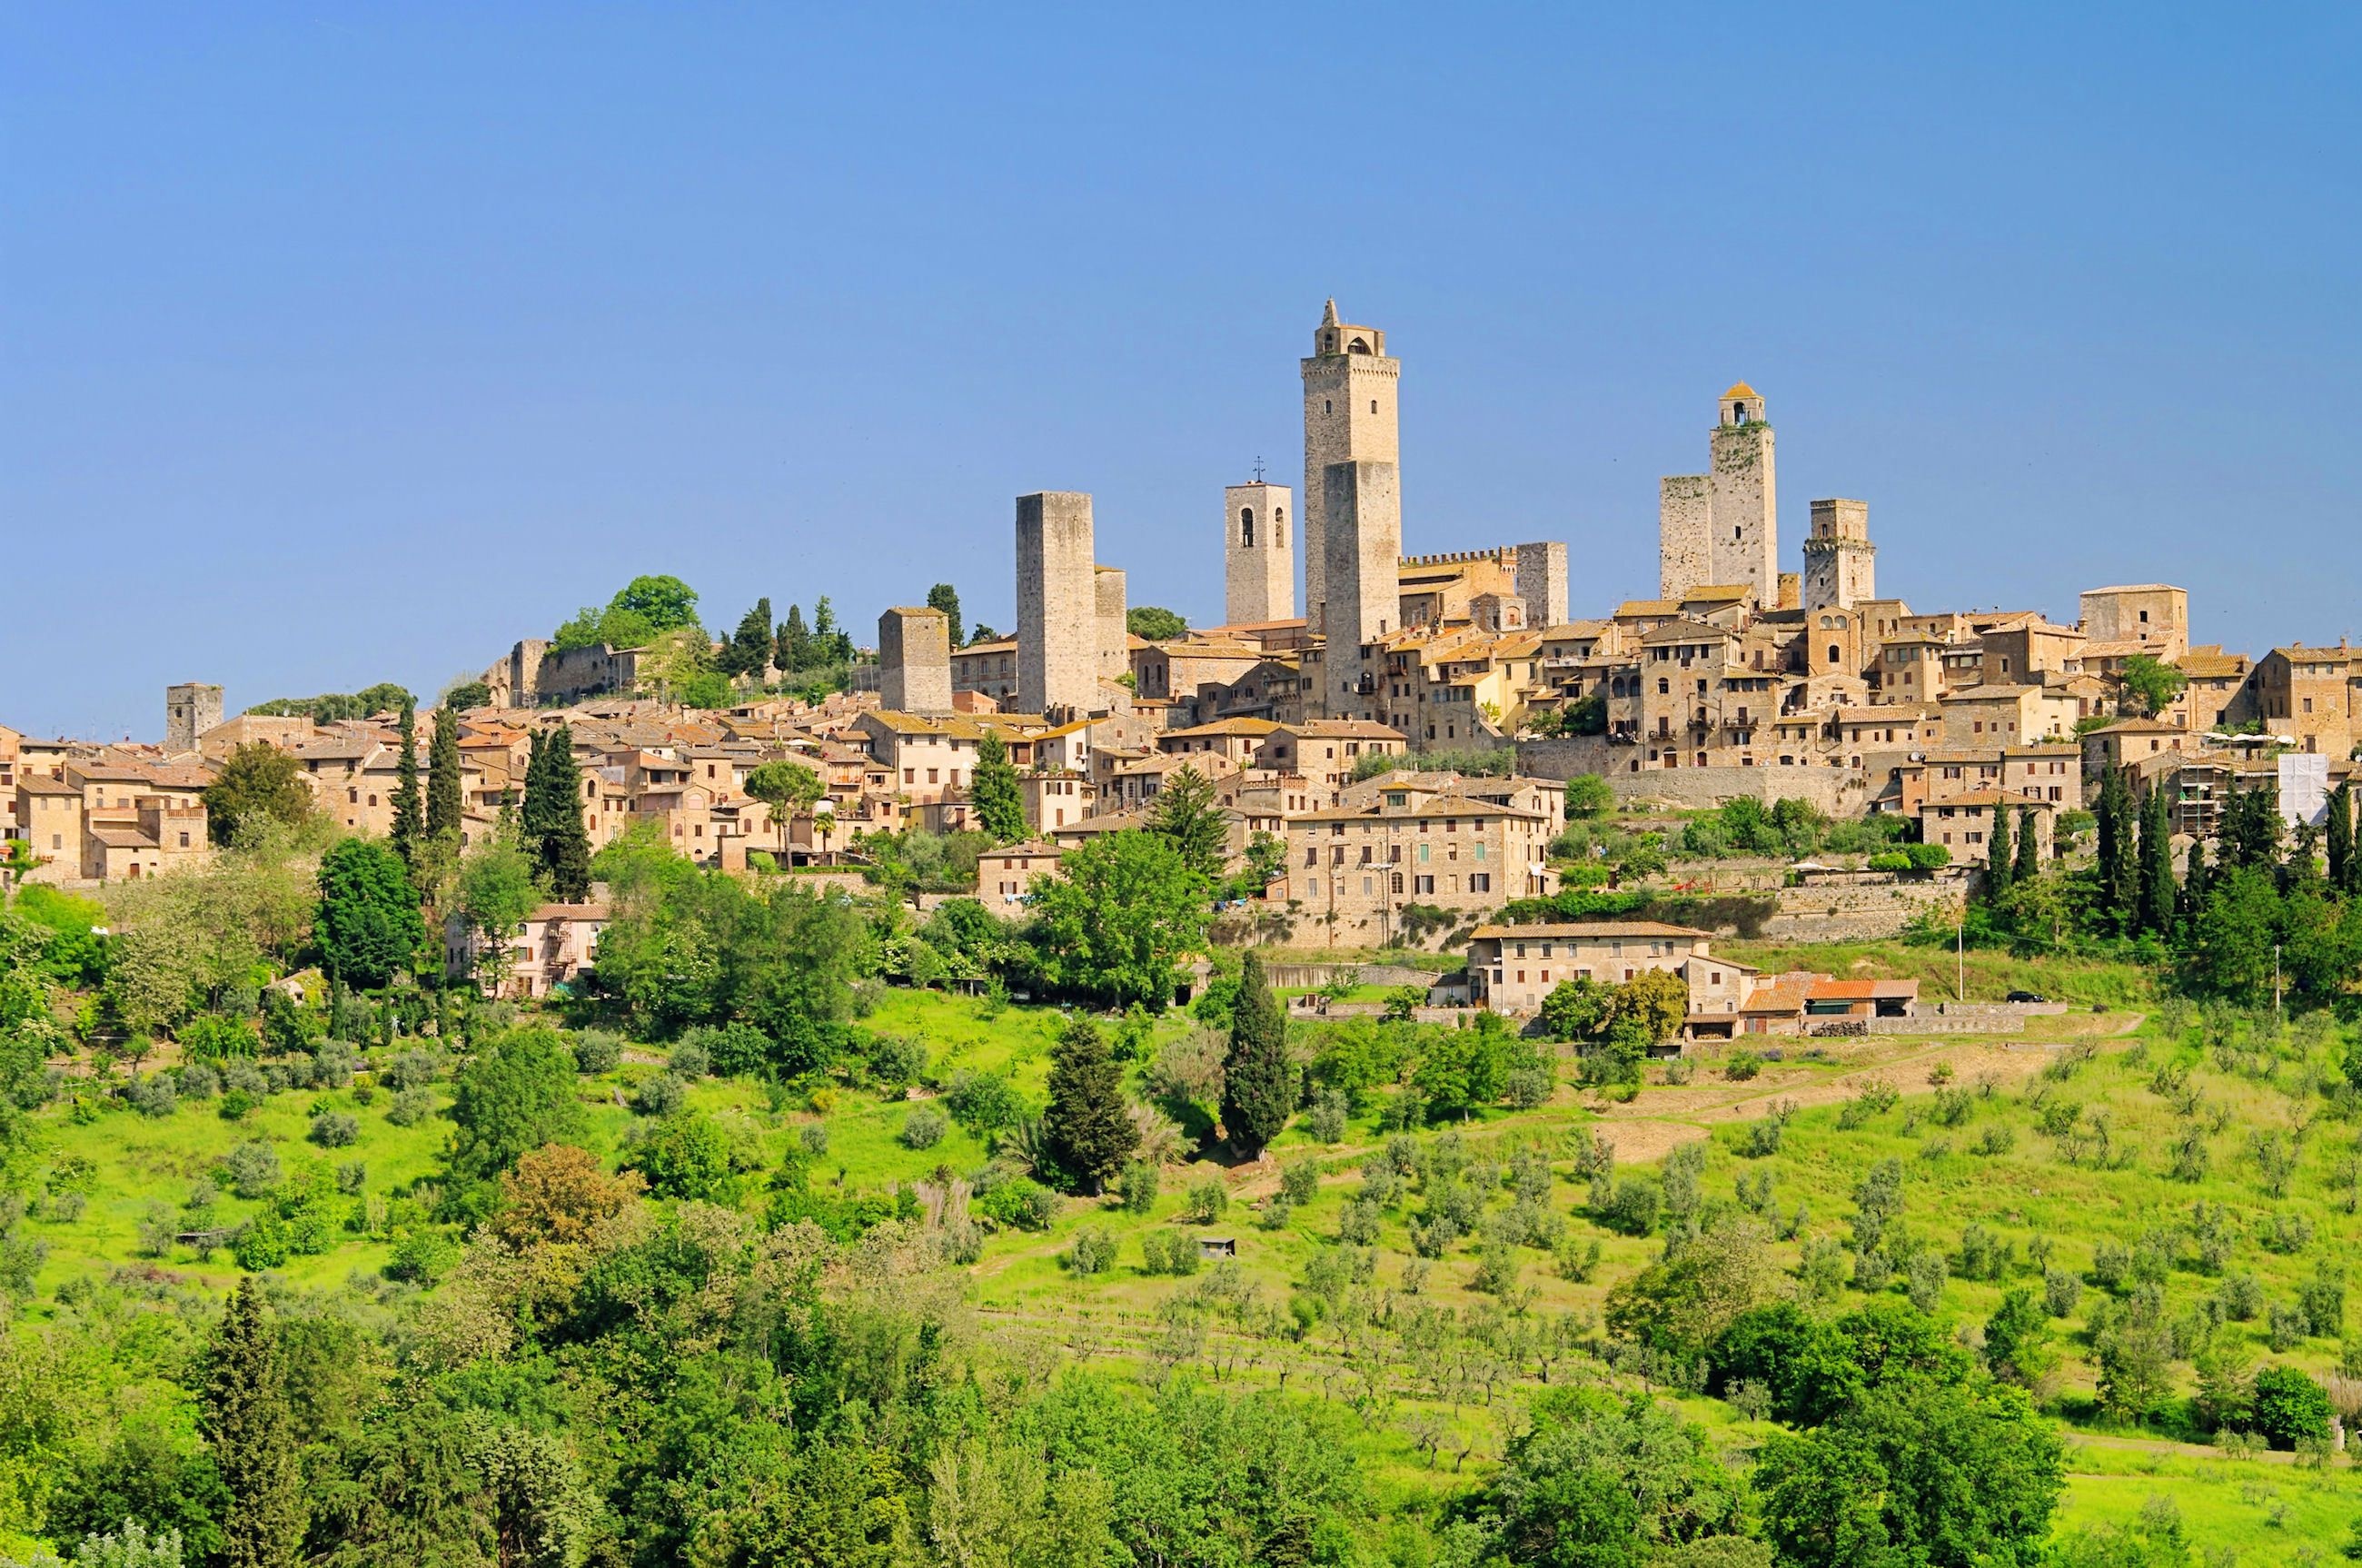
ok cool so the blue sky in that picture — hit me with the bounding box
[5,5,2357,738]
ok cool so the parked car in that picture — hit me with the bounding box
[2005,989,2047,1004]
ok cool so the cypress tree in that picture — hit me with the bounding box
[2179,838,2211,923]
[726,596,774,679]
[2138,786,2176,935]
[2014,804,2041,886]
[1986,797,2015,905]
[426,706,463,843]
[1220,951,1295,1156]
[2328,782,2356,893]
[968,730,1027,843]
[927,582,964,648]
[203,1278,306,1568]
[1043,1015,1137,1194]
[775,604,811,671]
[2094,765,2127,930]
[390,699,424,868]
[538,723,593,902]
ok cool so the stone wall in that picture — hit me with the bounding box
[1760,878,1963,942]
[1016,491,1096,719]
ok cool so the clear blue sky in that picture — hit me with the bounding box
[6,5,2357,739]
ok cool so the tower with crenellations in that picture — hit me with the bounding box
[1661,382,1777,604]
[1802,498,1875,612]
[1301,301,1399,633]
[1224,481,1295,625]
[165,682,223,754]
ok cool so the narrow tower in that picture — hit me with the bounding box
[1707,382,1777,604]
[1802,499,1875,612]
[1300,300,1399,632]
[1016,491,1097,719]
[1223,480,1295,625]
[1320,459,1401,722]
[878,607,953,715]
[164,682,223,754]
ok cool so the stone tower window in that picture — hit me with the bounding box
[1240,509,1255,547]
[1349,337,1369,353]
[1828,644,1841,665]
[1325,400,1333,414]
[1370,400,1377,413]
[1274,506,1285,545]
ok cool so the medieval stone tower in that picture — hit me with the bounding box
[1016,491,1097,719]
[1660,383,1778,604]
[1095,566,1128,683]
[165,682,223,753]
[1223,481,1295,626]
[1513,541,1569,627]
[1301,301,1399,632]
[1802,498,1875,612]
[1320,460,1401,722]
[878,607,953,715]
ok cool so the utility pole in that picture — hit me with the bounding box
[1956,908,1966,1004]
[2274,942,2284,1024]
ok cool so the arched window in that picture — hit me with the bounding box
[1239,508,1255,547]
[1274,506,1285,546]
[1828,644,1842,665]
[1349,337,1370,353]
[1657,678,1670,695]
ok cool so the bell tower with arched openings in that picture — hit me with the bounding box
[1224,480,1295,626]
[1707,381,1777,605]
[1300,299,1399,633]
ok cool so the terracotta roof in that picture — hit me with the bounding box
[1473,920,1709,940]
[1740,978,1811,1014]
[1613,600,1681,619]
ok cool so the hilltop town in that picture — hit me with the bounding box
[7,302,2337,995]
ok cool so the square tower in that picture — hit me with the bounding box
[1095,566,1128,684]
[1016,491,1097,719]
[1707,383,1777,604]
[1512,540,1569,627]
[1658,476,1712,600]
[1224,481,1295,625]
[1802,498,1875,612]
[1301,300,1399,633]
[1320,460,1401,722]
[165,682,223,753]
[878,607,953,716]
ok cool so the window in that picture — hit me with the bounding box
[1240,508,1255,547]
[1470,872,1490,893]
[1274,506,1285,545]
[1414,875,1434,895]
[1370,399,1378,413]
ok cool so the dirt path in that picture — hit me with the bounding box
[2064,1430,2297,1467]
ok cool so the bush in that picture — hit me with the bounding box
[1118,1160,1160,1214]
[1724,1050,1762,1082]
[1279,1161,1320,1206]
[124,1074,178,1119]
[1183,1176,1229,1226]
[381,1049,442,1090]
[222,1140,283,1200]
[2250,1365,2333,1450]
[667,1039,711,1080]
[384,1226,461,1285]
[632,1073,688,1116]
[799,1123,829,1157]
[384,1087,435,1126]
[945,1070,1027,1135]
[1596,1176,1662,1236]
[312,1038,358,1089]
[335,1160,367,1196]
[1140,1230,1202,1276]
[1504,1065,1554,1109]
[868,1035,928,1088]
[900,1105,949,1150]
[571,1029,626,1075]
[1066,1226,1117,1275]
[976,1177,1056,1232]
[308,1111,360,1148]
[175,1063,221,1100]
[1305,1087,1349,1143]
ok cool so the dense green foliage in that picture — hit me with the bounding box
[202,746,317,849]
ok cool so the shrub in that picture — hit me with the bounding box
[1724,1050,1762,1082]
[868,1035,928,1088]
[233,1209,290,1270]
[667,1039,712,1080]
[945,1070,1027,1134]
[382,1049,442,1090]
[175,1063,221,1099]
[124,1074,178,1119]
[976,1177,1056,1232]
[571,1030,625,1075]
[1139,1230,1201,1276]
[312,1038,358,1089]
[223,1061,269,1097]
[1596,1176,1662,1236]
[222,1141,283,1200]
[1066,1226,1117,1275]
[1504,1065,1554,1109]
[308,1111,360,1148]
[335,1160,367,1196]
[217,1089,259,1122]
[1279,1161,1320,1206]
[1183,1176,1229,1226]
[799,1123,829,1157]
[1117,1159,1159,1214]
[1305,1087,1349,1143]
[900,1105,949,1150]
[2250,1365,2333,1450]
[383,1226,461,1285]
[1338,1197,1381,1246]
[632,1073,688,1116]
[384,1087,435,1126]
[2220,1273,2265,1322]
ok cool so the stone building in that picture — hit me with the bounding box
[1660,384,1777,605]
[1802,499,1875,611]
[1095,566,1128,684]
[1016,491,1097,719]
[878,607,954,716]
[1283,782,1556,945]
[164,683,223,755]
[2079,584,2189,662]
[1224,481,1295,626]
[1301,301,1399,632]
[1513,541,1569,627]
[1319,460,1402,722]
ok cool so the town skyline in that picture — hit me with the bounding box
[8,6,2359,736]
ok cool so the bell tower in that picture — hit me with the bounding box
[1300,300,1399,632]
[1707,382,1777,605]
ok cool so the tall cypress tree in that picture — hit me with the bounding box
[1221,951,1295,1157]
[203,1278,306,1568]
[2013,804,2041,887]
[1043,1015,1137,1194]
[426,707,463,844]
[725,596,774,679]
[968,730,1027,843]
[1986,797,2015,906]
[536,723,593,902]
[2138,786,2176,935]
[2179,838,2211,923]
[2328,782,2355,893]
[775,604,811,671]
[390,699,424,869]
[2094,765,2127,930]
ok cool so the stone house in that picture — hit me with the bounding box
[445,902,609,999]
[1463,920,1749,1021]
[1285,789,1556,945]
[1917,789,2056,862]
[976,839,1067,909]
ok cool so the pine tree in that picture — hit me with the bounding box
[1148,764,1228,882]
[390,698,424,869]
[426,706,463,844]
[927,582,964,648]
[538,724,593,902]
[2013,804,2041,887]
[969,730,1027,843]
[775,604,811,671]
[1221,951,1295,1156]
[1986,797,2014,905]
[203,1277,306,1568]
[1042,1015,1137,1194]
[2328,782,2355,893]
[2138,786,2176,935]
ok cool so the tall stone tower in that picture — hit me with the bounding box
[1802,499,1875,612]
[1095,566,1128,683]
[165,682,223,753]
[1513,541,1569,627]
[878,607,953,715]
[1320,460,1401,722]
[1223,480,1295,625]
[1708,383,1777,604]
[1658,476,1712,600]
[1301,300,1399,632]
[1016,491,1097,719]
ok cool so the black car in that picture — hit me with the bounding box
[2005,989,2047,1004]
